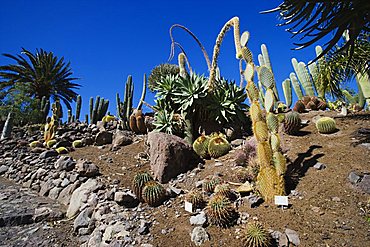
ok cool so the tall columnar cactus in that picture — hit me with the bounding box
[289,72,304,100]
[291,58,315,97]
[75,95,82,121]
[67,110,72,123]
[89,96,109,124]
[282,78,292,108]
[129,74,147,134]
[40,96,50,123]
[260,44,279,100]
[1,112,14,140]
[117,75,134,130]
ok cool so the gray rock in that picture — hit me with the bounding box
[360,143,370,150]
[61,178,70,187]
[95,131,113,146]
[76,159,99,177]
[358,174,370,194]
[112,130,133,147]
[244,194,263,208]
[57,182,80,205]
[146,132,201,183]
[313,162,326,170]
[190,211,207,226]
[66,179,98,218]
[114,191,138,208]
[88,229,103,247]
[48,187,62,200]
[348,171,361,184]
[39,179,54,196]
[39,150,58,159]
[0,165,9,175]
[102,223,129,242]
[190,226,209,246]
[55,156,75,171]
[285,228,300,246]
[168,185,183,196]
[33,207,51,222]
[231,139,244,147]
[74,207,92,232]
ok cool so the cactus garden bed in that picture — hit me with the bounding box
[65,110,370,246]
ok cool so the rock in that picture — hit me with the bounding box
[285,228,300,246]
[31,147,46,153]
[190,226,209,246]
[230,139,244,147]
[88,229,103,247]
[138,220,150,235]
[244,194,263,208]
[168,185,183,196]
[112,130,133,147]
[76,159,99,177]
[61,178,70,187]
[74,207,93,232]
[57,182,80,205]
[95,131,113,146]
[146,132,201,183]
[55,140,72,148]
[360,143,370,150]
[358,174,370,194]
[39,150,58,159]
[190,211,207,226]
[102,223,129,243]
[33,207,52,222]
[114,191,138,208]
[39,179,54,196]
[348,171,361,184]
[48,187,62,200]
[313,162,326,170]
[0,165,9,175]
[66,179,98,218]
[55,156,75,171]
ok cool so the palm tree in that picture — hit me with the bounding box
[263,0,370,61]
[0,48,80,110]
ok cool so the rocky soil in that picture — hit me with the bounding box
[0,110,369,247]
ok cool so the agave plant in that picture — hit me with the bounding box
[152,74,179,103]
[153,108,184,136]
[148,63,180,91]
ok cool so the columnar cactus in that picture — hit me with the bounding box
[282,78,292,108]
[1,112,14,140]
[289,72,304,100]
[259,44,279,100]
[75,95,82,121]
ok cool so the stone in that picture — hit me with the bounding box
[358,174,370,194]
[48,187,62,200]
[76,159,99,177]
[39,179,54,196]
[146,132,201,183]
[285,228,300,246]
[39,150,58,159]
[190,226,209,246]
[74,207,93,232]
[313,162,326,170]
[33,207,52,222]
[0,165,9,175]
[102,223,129,242]
[112,130,133,147]
[348,171,361,184]
[95,131,113,146]
[138,220,150,235]
[114,191,138,208]
[57,182,80,205]
[168,185,183,196]
[61,178,70,187]
[244,194,263,208]
[55,156,75,171]
[66,179,98,218]
[190,211,207,226]
[88,229,103,247]
[231,139,244,147]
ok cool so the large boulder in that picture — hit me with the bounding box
[112,130,133,147]
[146,132,201,183]
[95,131,113,146]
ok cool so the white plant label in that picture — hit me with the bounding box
[184,201,193,213]
[274,196,289,206]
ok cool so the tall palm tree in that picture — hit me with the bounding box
[263,0,370,61]
[0,48,80,110]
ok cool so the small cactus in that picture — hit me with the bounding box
[142,181,166,207]
[292,100,305,113]
[203,176,222,194]
[29,140,43,148]
[185,190,205,209]
[283,111,301,135]
[206,194,238,228]
[214,183,236,200]
[55,147,68,154]
[46,139,57,148]
[102,115,115,123]
[316,117,336,134]
[132,171,154,201]
[72,140,83,148]
[193,134,211,159]
[208,136,231,158]
[241,221,271,247]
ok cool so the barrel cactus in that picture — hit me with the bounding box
[316,117,336,134]
[292,100,305,113]
[72,140,83,148]
[193,134,211,159]
[205,194,238,228]
[142,180,166,206]
[208,136,231,158]
[283,111,301,135]
[132,171,154,201]
[185,190,205,209]
[203,176,222,194]
[46,139,57,148]
[55,147,68,154]
[241,221,271,247]
[214,183,236,200]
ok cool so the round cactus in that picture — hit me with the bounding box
[29,140,43,148]
[132,171,154,201]
[203,176,222,194]
[185,190,205,209]
[142,180,166,207]
[208,136,231,158]
[283,111,301,135]
[206,194,237,228]
[46,139,57,148]
[193,134,210,159]
[241,221,271,247]
[55,147,68,154]
[316,117,336,134]
[214,183,236,200]
[72,140,83,148]
[292,100,305,113]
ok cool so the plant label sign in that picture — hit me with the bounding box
[274,196,289,206]
[185,200,193,213]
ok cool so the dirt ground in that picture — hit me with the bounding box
[70,110,370,247]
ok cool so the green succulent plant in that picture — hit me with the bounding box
[203,176,222,194]
[214,183,235,200]
[55,147,68,154]
[241,221,272,247]
[283,111,301,135]
[72,140,83,148]
[316,117,337,134]
[193,134,211,159]
[46,139,57,148]
[206,194,238,228]
[153,108,184,136]
[148,63,180,91]
[208,136,231,158]
[132,171,154,201]
[185,190,205,209]
[142,180,166,207]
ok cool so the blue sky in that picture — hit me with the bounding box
[0,0,335,117]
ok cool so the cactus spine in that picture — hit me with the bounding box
[1,112,14,140]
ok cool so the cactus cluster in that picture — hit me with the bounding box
[241,221,271,247]
[214,183,236,200]
[293,96,327,113]
[283,111,301,135]
[90,96,109,124]
[316,117,337,134]
[203,176,222,194]
[185,190,205,209]
[192,132,231,159]
[132,171,154,201]
[205,194,238,228]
